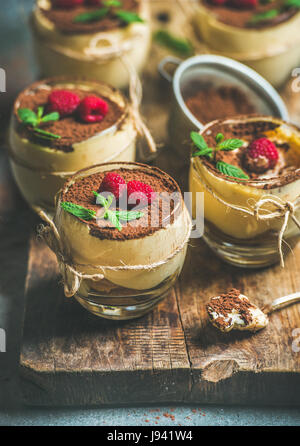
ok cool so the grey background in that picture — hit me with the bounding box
[0,0,299,426]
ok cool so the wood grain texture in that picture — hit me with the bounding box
[19,0,300,406]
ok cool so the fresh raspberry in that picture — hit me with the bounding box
[127,181,156,207]
[47,90,80,117]
[229,0,258,8]
[51,0,84,8]
[244,138,279,173]
[78,96,109,123]
[98,172,126,199]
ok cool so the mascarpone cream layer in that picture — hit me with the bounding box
[55,201,191,290]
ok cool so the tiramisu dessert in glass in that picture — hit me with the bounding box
[42,162,192,319]
[9,77,138,213]
[194,1,300,86]
[189,116,300,268]
[30,0,151,88]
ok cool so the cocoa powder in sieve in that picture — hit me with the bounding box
[185,85,256,125]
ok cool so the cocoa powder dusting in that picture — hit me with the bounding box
[61,166,182,241]
[185,86,256,124]
[207,288,254,330]
[40,0,139,34]
[15,84,124,152]
[202,1,298,29]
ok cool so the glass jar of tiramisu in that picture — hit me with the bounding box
[30,0,151,89]
[42,162,192,319]
[189,116,300,268]
[193,1,300,87]
[8,77,141,214]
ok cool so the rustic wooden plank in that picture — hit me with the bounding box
[175,239,300,404]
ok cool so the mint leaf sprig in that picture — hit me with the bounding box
[93,191,144,231]
[115,10,144,24]
[73,1,144,25]
[285,0,300,7]
[153,30,194,57]
[249,9,279,24]
[61,202,96,221]
[191,131,249,180]
[191,131,244,158]
[18,106,61,140]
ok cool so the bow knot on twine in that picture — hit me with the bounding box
[253,196,296,220]
[38,209,192,298]
[252,195,300,267]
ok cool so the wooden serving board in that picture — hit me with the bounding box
[19,1,300,406]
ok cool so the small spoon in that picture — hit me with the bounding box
[206,289,300,333]
[262,292,300,315]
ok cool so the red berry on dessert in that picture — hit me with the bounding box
[244,138,279,173]
[47,89,81,117]
[78,96,109,123]
[98,172,126,199]
[127,181,156,207]
[51,0,84,8]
